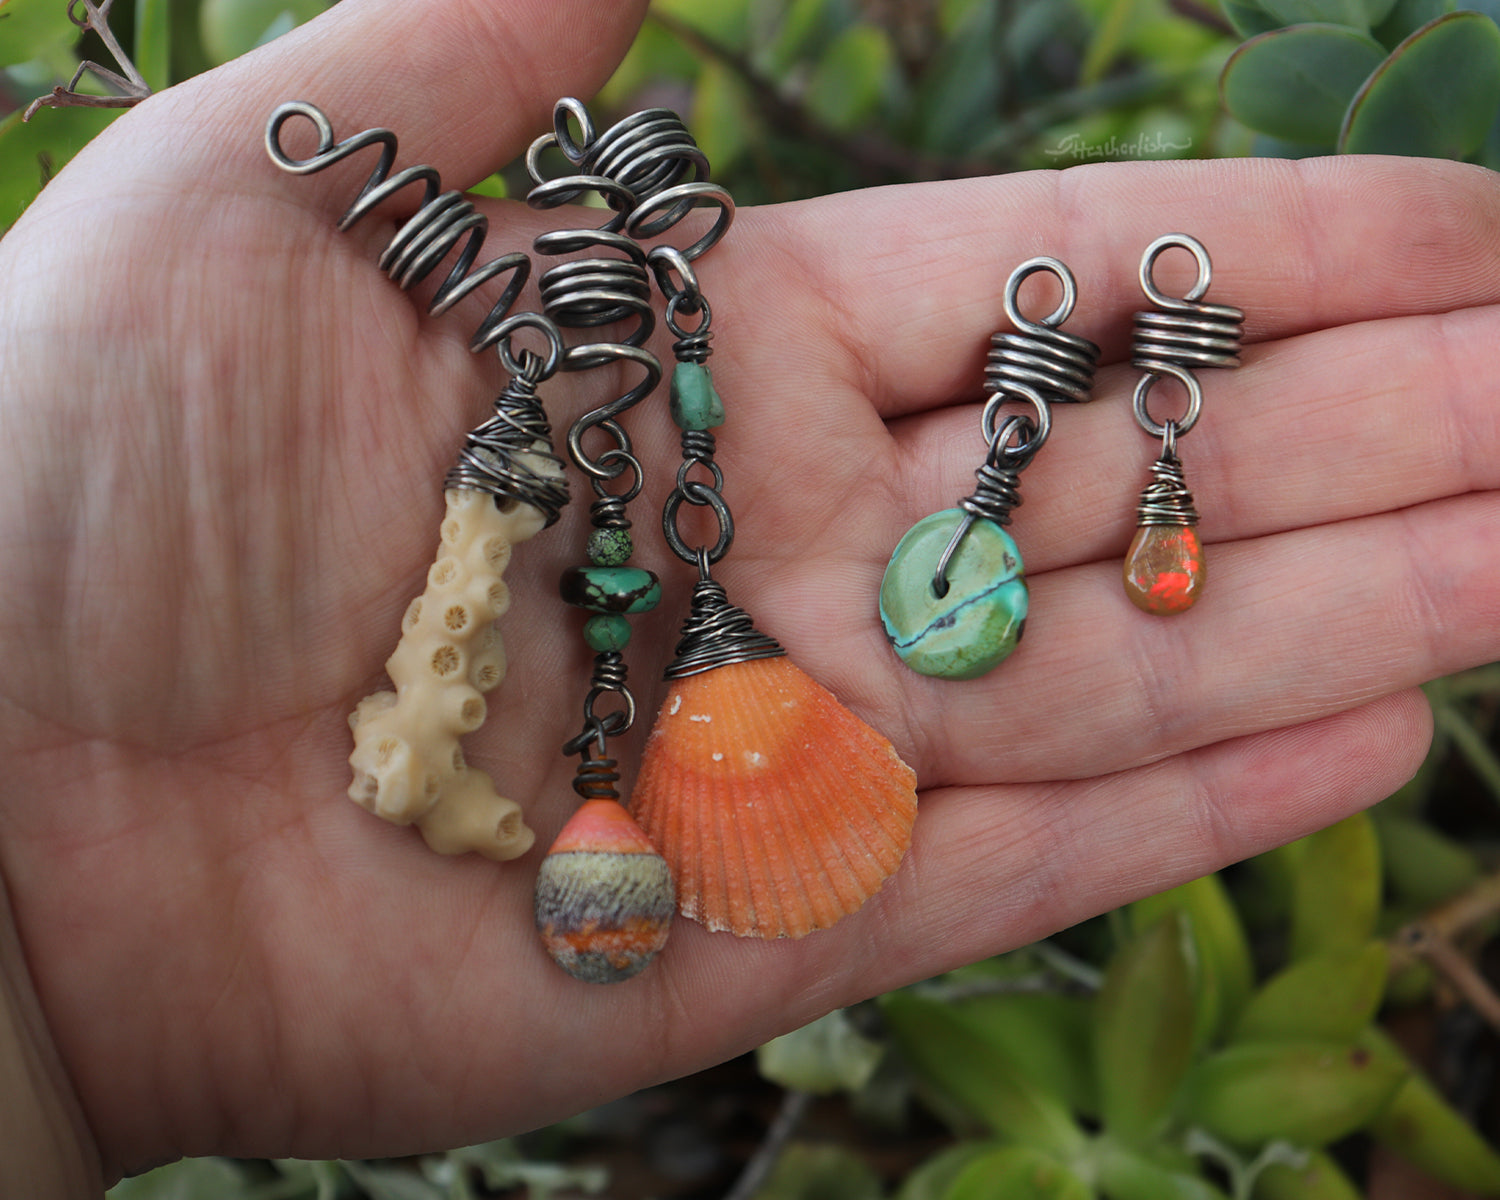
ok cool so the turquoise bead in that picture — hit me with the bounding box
[879,508,1027,680]
[583,614,632,652]
[587,526,634,567]
[669,361,726,430]
[559,566,662,615]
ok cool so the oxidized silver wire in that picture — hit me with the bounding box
[264,101,530,347]
[933,258,1100,597]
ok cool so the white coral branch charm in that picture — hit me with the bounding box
[346,332,570,859]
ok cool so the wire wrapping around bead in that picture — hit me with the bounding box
[571,753,622,801]
[959,442,1027,529]
[663,577,785,680]
[1136,448,1200,527]
[444,370,569,525]
[264,101,530,348]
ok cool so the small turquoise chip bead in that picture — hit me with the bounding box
[583,613,633,652]
[669,362,726,430]
[559,565,662,615]
[879,508,1027,680]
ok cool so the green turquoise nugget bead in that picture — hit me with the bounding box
[669,361,726,430]
[559,566,662,615]
[583,614,633,652]
[586,526,634,566]
[879,508,1027,680]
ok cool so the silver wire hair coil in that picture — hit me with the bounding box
[526,98,734,263]
[1132,233,1244,375]
[985,257,1100,409]
[265,102,530,349]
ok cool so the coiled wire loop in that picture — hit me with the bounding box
[265,101,529,347]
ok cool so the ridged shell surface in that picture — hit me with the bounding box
[631,656,918,939]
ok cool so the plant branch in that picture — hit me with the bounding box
[722,1088,812,1200]
[1390,871,1500,1035]
[23,0,150,121]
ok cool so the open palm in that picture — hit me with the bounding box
[4,0,1500,1187]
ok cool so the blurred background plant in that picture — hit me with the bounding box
[5,0,1500,1196]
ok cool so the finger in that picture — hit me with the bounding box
[882,299,1500,574]
[621,689,1431,1084]
[836,487,1495,789]
[146,0,649,189]
[725,155,1500,421]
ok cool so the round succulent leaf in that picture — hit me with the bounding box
[1221,24,1386,145]
[954,992,1097,1118]
[1339,10,1500,157]
[1261,0,1398,26]
[1094,1138,1233,1200]
[1221,0,1286,37]
[1373,0,1455,47]
[1288,811,1381,961]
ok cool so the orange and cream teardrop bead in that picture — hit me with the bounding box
[630,656,918,940]
[535,798,674,984]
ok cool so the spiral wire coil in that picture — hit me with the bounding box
[1135,443,1200,527]
[264,101,531,349]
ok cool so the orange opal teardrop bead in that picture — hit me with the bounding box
[1123,524,1206,615]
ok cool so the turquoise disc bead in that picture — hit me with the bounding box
[879,508,1027,680]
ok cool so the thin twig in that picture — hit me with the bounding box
[1389,871,1500,974]
[1396,922,1500,1037]
[722,1089,812,1200]
[23,0,150,121]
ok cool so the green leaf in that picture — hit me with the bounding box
[1178,1039,1407,1148]
[1222,0,1286,36]
[1373,811,1480,909]
[690,58,756,175]
[1252,1149,1364,1200]
[1373,0,1454,46]
[1232,942,1388,1044]
[1260,0,1398,26]
[897,1144,1010,1200]
[105,1158,253,1200]
[134,0,170,92]
[942,1145,1092,1200]
[753,1143,884,1200]
[0,105,121,234]
[757,1009,883,1095]
[882,990,1087,1154]
[954,992,1097,1118]
[1360,1026,1500,1193]
[1288,812,1381,961]
[1339,10,1500,156]
[1131,873,1257,1046]
[805,22,895,133]
[1094,912,1196,1145]
[1094,1138,1232,1200]
[198,0,329,66]
[0,0,80,69]
[1221,24,1385,145]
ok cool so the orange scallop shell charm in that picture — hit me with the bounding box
[535,798,674,984]
[631,656,919,939]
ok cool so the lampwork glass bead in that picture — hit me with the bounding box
[1123,524,1205,615]
[879,508,1027,680]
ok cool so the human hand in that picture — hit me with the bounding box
[3,0,1499,1186]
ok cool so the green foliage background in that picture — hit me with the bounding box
[4,1,1500,1197]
